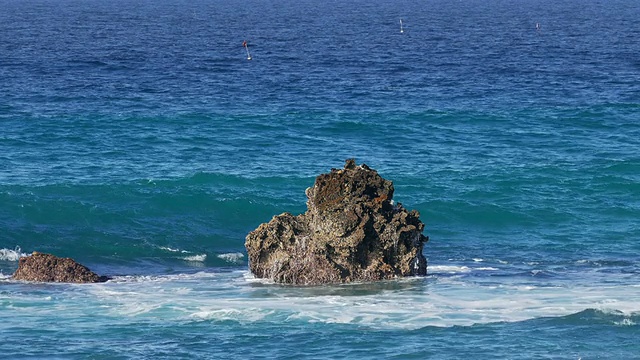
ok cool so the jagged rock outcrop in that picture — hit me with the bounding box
[12,252,109,283]
[245,159,428,285]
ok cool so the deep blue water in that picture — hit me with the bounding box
[2,0,640,358]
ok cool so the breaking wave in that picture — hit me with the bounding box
[0,247,28,261]
[217,252,245,264]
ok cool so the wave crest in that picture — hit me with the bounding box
[217,252,244,264]
[0,247,28,261]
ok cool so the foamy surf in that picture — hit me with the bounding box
[107,271,218,283]
[429,265,472,273]
[182,254,207,262]
[158,246,189,254]
[217,252,244,264]
[156,245,208,263]
[0,273,12,280]
[66,270,640,329]
[428,264,499,274]
[0,247,28,261]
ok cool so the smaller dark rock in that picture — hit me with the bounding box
[12,252,109,283]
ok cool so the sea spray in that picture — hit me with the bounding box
[0,247,28,262]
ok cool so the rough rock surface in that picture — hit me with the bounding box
[12,252,109,283]
[245,159,428,285]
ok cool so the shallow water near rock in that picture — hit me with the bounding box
[2,0,640,358]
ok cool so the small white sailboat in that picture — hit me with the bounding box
[400,19,404,33]
[243,40,252,60]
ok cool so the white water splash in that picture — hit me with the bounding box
[0,273,12,280]
[0,247,28,261]
[4,264,640,331]
[182,254,207,262]
[217,252,244,264]
[159,246,188,254]
[614,318,636,326]
[429,265,471,273]
[54,268,635,330]
[157,245,206,262]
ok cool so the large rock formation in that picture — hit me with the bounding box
[245,159,428,285]
[12,252,109,283]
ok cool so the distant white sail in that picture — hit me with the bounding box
[243,40,252,60]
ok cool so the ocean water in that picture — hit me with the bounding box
[1,0,640,358]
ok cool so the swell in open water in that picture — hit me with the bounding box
[1,0,640,358]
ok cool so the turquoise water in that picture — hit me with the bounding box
[2,0,640,358]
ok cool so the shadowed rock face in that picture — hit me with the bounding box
[12,252,109,283]
[245,159,428,285]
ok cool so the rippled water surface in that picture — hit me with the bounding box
[2,0,640,358]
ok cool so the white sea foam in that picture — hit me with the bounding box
[108,271,216,283]
[159,246,188,254]
[242,271,273,284]
[0,273,12,280]
[189,308,275,322]
[0,247,28,261]
[427,265,501,274]
[217,252,244,264]
[429,265,471,273]
[29,268,640,330]
[614,318,636,326]
[157,245,207,262]
[182,254,207,262]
